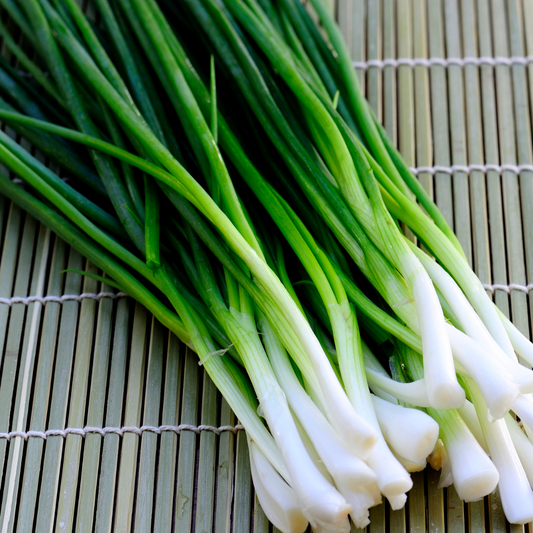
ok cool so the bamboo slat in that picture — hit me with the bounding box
[0,1,532,532]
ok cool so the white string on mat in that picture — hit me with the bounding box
[410,163,533,176]
[483,283,533,295]
[0,291,128,307]
[352,55,533,70]
[0,423,245,441]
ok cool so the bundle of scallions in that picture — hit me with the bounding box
[0,0,533,529]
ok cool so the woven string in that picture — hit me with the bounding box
[410,163,533,175]
[483,283,533,295]
[0,424,244,441]
[352,55,533,69]
[0,291,127,306]
[1,281,531,308]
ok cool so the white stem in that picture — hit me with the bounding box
[386,494,408,511]
[446,325,519,419]
[338,485,379,529]
[405,264,465,409]
[293,415,334,485]
[511,394,533,428]
[457,401,489,453]
[248,439,309,533]
[255,266,377,452]
[331,302,413,502]
[261,314,377,489]
[230,311,351,526]
[440,413,499,501]
[259,384,352,526]
[365,437,413,503]
[327,302,380,457]
[361,344,401,404]
[372,395,439,463]
[365,369,431,406]
[505,415,533,488]
[468,381,533,523]
[480,417,533,523]
[413,245,533,393]
[497,306,533,367]
[392,452,427,473]
[412,244,512,358]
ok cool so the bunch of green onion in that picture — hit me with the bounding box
[0,0,532,529]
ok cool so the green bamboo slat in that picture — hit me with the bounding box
[233,430,252,532]
[337,0,353,63]
[0,203,24,482]
[468,486,486,532]
[153,332,182,533]
[366,0,381,120]
[397,0,416,246]
[412,0,432,199]
[194,370,219,533]
[214,398,235,533]
[509,524,530,533]
[382,0,396,144]
[444,0,472,261]
[446,487,465,533]
[0,211,39,494]
[352,0,366,89]
[427,1,453,230]
[0,224,49,532]
[407,471,425,532]
[75,281,115,533]
[94,297,131,532]
[54,262,99,530]
[33,253,83,532]
[253,493,269,533]
[389,504,406,533]
[114,302,149,533]
[506,0,532,343]
[520,0,533,342]
[487,488,507,533]
[426,467,444,532]
[460,0,491,289]
[368,498,385,533]
[490,0,525,330]
[15,236,67,532]
[525,0,533,162]
[476,0,510,318]
[174,347,200,531]
[0,193,5,253]
[490,0,530,358]
[397,0,415,169]
[135,316,166,531]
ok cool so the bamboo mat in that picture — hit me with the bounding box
[0,0,533,531]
